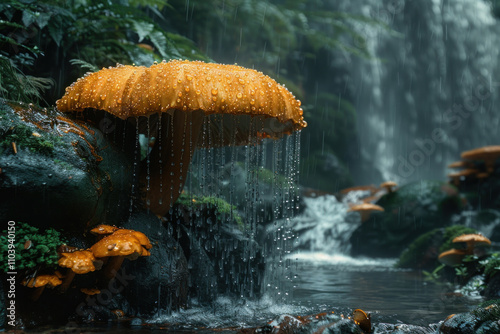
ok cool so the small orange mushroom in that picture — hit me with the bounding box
[22,274,62,301]
[352,309,372,333]
[461,145,500,173]
[438,249,467,266]
[347,203,384,222]
[90,229,152,280]
[90,224,119,240]
[452,234,491,255]
[380,181,398,193]
[80,288,101,296]
[58,250,102,292]
[447,161,473,169]
[339,185,378,196]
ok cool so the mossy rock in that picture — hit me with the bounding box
[0,100,133,232]
[396,225,478,269]
[440,303,500,334]
[350,180,464,257]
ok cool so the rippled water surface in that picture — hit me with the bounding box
[290,253,475,326]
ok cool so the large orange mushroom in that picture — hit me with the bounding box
[57,60,306,216]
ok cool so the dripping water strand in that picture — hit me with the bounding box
[170,111,176,208]
[146,117,151,210]
[158,112,163,205]
[129,118,140,215]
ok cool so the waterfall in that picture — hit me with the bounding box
[334,0,500,184]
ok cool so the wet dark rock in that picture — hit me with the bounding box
[167,199,265,299]
[0,100,133,233]
[130,317,143,326]
[484,272,500,299]
[122,212,189,315]
[217,162,302,225]
[350,180,464,257]
[439,303,500,334]
[181,225,218,305]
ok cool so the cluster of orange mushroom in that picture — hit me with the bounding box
[56,59,307,217]
[438,233,491,266]
[447,145,500,186]
[21,225,152,301]
[342,181,397,222]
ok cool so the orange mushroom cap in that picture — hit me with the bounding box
[22,274,62,288]
[438,248,466,266]
[352,309,371,333]
[461,146,500,172]
[461,145,500,161]
[58,250,101,274]
[447,161,473,169]
[80,288,101,295]
[347,203,385,213]
[112,229,153,250]
[90,224,119,236]
[90,229,151,259]
[452,234,491,248]
[56,60,307,139]
[340,185,378,195]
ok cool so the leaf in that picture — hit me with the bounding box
[132,20,154,42]
[35,12,52,29]
[48,16,64,47]
[22,10,36,27]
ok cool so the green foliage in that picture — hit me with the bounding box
[480,253,500,278]
[0,0,209,103]
[0,222,66,272]
[396,228,441,268]
[176,192,244,228]
[422,263,445,282]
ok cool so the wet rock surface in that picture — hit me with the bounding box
[0,100,133,233]
[122,213,190,315]
[168,201,265,299]
[350,180,464,257]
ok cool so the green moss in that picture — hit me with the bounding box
[396,228,441,268]
[0,222,66,273]
[0,125,54,155]
[0,101,66,156]
[176,192,244,229]
[396,225,478,269]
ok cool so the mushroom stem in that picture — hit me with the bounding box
[143,109,204,217]
[31,286,46,302]
[59,270,76,292]
[103,256,125,281]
